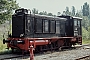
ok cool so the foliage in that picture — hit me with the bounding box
[0,40,6,51]
[65,7,70,15]
[39,11,47,15]
[82,16,89,30]
[71,6,75,16]
[81,2,90,40]
[0,0,19,52]
[32,8,55,16]
[32,8,38,14]
[82,27,89,40]
[82,2,89,16]
[57,12,61,16]
[47,13,53,16]
[0,0,19,24]
[82,39,90,44]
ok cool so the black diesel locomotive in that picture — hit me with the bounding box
[3,8,82,53]
[12,9,66,38]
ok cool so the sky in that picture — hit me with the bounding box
[16,0,90,15]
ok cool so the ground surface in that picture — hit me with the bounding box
[0,44,90,60]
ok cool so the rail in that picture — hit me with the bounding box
[0,54,24,60]
[75,55,90,60]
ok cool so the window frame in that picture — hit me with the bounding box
[78,20,80,27]
[50,20,56,33]
[56,20,60,34]
[74,19,78,26]
[43,19,49,33]
[35,18,43,33]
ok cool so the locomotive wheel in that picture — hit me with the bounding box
[22,50,26,55]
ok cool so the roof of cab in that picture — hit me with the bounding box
[72,16,82,20]
[29,14,67,20]
[58,15,82,20]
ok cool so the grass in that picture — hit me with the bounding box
[0,40,7,52]
[82,39,90,44]
[0,40,7,51]
[0,23,10,54]
[0,40,12,54]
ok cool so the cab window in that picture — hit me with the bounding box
[74,19,77,26]
[43,20,49,33]
[50,20,55,33]
[78,20,80,27]
[36,18,42,33]
[56,21,60,34]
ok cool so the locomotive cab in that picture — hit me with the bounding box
[58,15,82,45]
[58,15,82,37]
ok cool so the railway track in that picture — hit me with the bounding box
[75,55,90,60]
[0,54,25,60]
[0,44,90,60]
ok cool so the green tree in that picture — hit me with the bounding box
[82,27,89,40]
[75,10,82,17]
[32,8,38,14]
[39,11,47,15]
[82,16,89,30]
[39,12,43,15]
[82,2,89,16]
[71,6,75,16]
[57,12,61,16]
[47,13,53,16]
[62,11,66,15]
[65,7,69,15]
[42,11,47,15]
[88,27,90,39]
[0,0,19,24]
